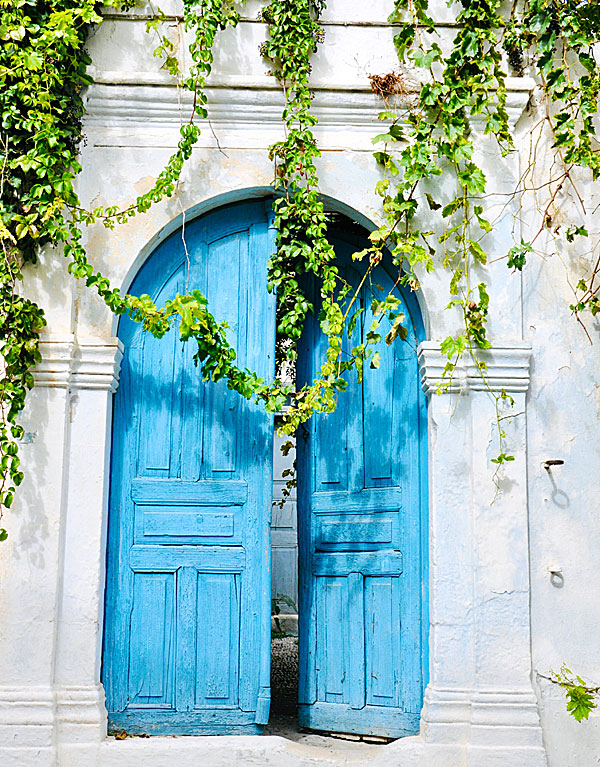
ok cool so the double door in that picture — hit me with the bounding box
[103,203,426,737]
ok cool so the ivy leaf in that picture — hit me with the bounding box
[468,240,487,265]
[566,687,597,722]
[370,352,381,369]
[441,199,462,218]
[425,193,441,211]
[388,124,406,141]
[409,44,442,69]
[373,152,399,175]
[474,205,492,233]
[440,334,467,359]
[385,314,408,345]
[507,240,532,271]
[566,225,588,243]
[491,453,515,465]
[378,110,398,121]
[23,51,43,70]
[458,164,486,195]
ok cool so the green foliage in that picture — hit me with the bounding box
[259,0,396,439]
[0,0,96,524]
[1,0,600,573]
[260,0,334,364]
[0,0,293,538]
[550,666,600,722]
[507,241,532,271]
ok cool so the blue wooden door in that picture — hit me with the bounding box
[297,229,427,738]
[103,200,276,735]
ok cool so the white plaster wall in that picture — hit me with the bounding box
[1,2,599,766]
[519,134,600,764]
[271,430,298,613]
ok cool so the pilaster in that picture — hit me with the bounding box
[0,336,77,767]
[52,338,122,756]
[418,340,546,767]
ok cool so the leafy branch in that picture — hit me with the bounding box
[544,666,600,723]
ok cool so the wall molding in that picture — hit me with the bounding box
[0,685,56,750]
[84,79,533,135]
[418,340,532,395]
[33,336,123,393]
[32,336,74,389]
[71,339,124,393]
[421,686,546,762]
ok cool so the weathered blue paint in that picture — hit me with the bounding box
[103,200,276,736]
[297,228,428,738]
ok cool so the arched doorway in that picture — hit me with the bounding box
[102,198,427,738]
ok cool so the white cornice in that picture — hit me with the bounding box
[84,78,533,136]
[33,336,123,392]
[418,340,531,395]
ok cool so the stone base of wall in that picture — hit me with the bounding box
[0,682,548,767]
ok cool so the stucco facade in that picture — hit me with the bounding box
[1,1,599,766]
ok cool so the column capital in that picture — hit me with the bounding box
[70,338,123,392]
[33,335,123,392]
[418,340,531,396]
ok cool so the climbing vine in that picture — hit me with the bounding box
[1,0,600,719]
[0,0,293,546]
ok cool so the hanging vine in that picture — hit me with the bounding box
[0,0,293,544]
[1,0,600,718]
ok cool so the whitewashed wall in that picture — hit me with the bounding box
[271,429,298,616]
[0,1,599,766]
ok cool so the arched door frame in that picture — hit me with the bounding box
[50,189,544,767]
[101,193,429,736]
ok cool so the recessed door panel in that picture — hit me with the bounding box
[195,572,240,708]
[128,571,176,708]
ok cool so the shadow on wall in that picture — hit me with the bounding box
[12,386,54,568]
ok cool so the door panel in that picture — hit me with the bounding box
[195,572,240,707]
[365,576,399,707]
[103,200,276,735]
[298,230,427,738]
[128,572,176,707]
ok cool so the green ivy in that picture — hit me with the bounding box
[549,666,600,722]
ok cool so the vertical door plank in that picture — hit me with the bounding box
[365,576,398,707]
[176,566,197,711]
[322,577,348,703]
[195,573,240,707]
[137,291,180,475]
[204,234,241,478]
[362,287,395,487]
[128,572,175,707]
